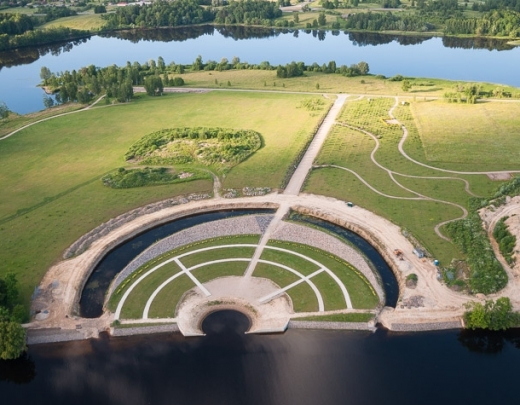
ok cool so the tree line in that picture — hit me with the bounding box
[0,273,27,360]
[101,0,214,29]
[343,12,435,32]
[40,56,369,108]
[213,0,282,25]
[0,26,90,52]
[445,10,520,37]
[472,0,520,13]
[101,0,283,29]
[276,60,369,78]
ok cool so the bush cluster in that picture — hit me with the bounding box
[493,217,517,265]
[464,297,520,330]
[125,127,261,171]
[101,167,205,189]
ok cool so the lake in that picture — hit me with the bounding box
[2,311,520,405]
[1,26,519,114]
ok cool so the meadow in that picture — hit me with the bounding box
[0,91,323,304]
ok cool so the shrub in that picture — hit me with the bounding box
[464,297,520,330]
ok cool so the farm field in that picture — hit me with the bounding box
[0,91,324,304]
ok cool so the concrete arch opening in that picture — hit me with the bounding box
[201,309,252,335]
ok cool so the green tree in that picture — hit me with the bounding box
[464,297,519,330]
[357,61,370,75]
[318,12,326,26]
[293,12,299,23]
[402,80,412,91]
[192,55,203,71]
[157,56,166,72]
[144,76,164,96]
[40,66,52,84]
[0,321,26,360]
[0,101,9,119]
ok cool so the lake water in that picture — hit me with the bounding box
[1,26,519,114]
[2,311,520,405]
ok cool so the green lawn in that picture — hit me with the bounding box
[287,282,319,312]
[109,235,260,310]
[191,261,249,283]
[296,313,375,322]
[148,274,195,319]
[120,261,184,319]
[306,96,518,265]
[180,246,256,269]
[259,248,320,276]
[269,241,379,309]
[305,167,463,265]
[0,92,321,305]
[253,263,300,288]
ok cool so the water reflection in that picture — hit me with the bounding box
[0,38,89,70]
[347,31,433,46]
[442,36,516,51]
[0,353,36,384]
[458,328,520,354]
[3,327,520,404]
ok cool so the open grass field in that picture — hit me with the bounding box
[183,69,519,98]
[0,103,85,139]
[410,100,520,170]
[0,91,323,304]
[184,70,450,96]
[109,236,380,320]
[41,13,105,31]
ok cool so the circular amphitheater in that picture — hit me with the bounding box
[33,194,462,341]
[107,213,383,335]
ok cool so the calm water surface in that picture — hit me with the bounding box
[2,311,520,405]
[1,27,519,114]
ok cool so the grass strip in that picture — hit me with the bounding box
[296,313,374,322]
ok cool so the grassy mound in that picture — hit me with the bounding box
[125,127,262,173]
